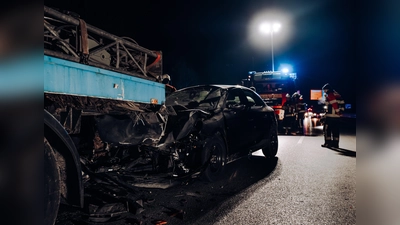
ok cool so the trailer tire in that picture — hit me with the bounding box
[201,132,227,182]
[44,137,61,225]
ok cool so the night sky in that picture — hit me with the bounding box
[44,0,358,106]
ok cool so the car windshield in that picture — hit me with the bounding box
[165,86,222,110]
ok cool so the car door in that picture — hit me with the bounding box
[222,88,249,152]
[242,89,270,145]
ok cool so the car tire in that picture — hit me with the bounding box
[262,121,279,158]
[44,138,61,225]
[201,132,227,182]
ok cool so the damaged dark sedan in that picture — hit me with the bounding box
[47,85,278,185]
[159,84,279,181]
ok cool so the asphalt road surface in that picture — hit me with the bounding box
[56,120,356,225]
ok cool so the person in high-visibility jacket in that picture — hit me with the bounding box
[320,83,345,148]
[292,90,306,134]
[282,93,296,135]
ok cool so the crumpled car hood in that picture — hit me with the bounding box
[156,108,211,149]
[95,105,211,149]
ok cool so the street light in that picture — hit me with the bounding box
[259,22,281,72]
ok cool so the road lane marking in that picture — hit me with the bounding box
[297,136,305,144]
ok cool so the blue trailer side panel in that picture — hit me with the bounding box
[44,55,165,104]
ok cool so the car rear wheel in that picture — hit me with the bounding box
[201,132,227,182]
[44,138,61,225]
[262,122,278,158]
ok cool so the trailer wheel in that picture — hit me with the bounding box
[44,138,61,225]
[201,132,227,182]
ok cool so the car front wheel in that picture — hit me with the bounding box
[201,132,227,182]
[262,121,278,158]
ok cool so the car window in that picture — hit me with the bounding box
[242,89,265,106]
[246,96,255,104]
[165,86,222,109]
[226,89,243,105]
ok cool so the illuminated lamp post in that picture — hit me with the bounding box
[259,22,281,72]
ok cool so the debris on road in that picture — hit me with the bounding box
[88,202,128,223]
[152,220,168,225]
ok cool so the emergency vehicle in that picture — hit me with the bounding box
[241,70,297,130]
